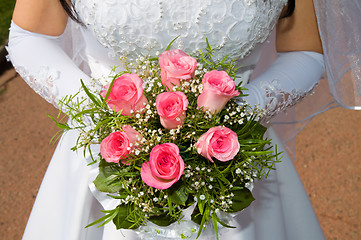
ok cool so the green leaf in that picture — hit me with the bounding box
[228,188,255,213]
[191,206,202,225]
[102,76,116,105]
[196,204,210,239]
[113,205,141,229]
[86,208,119,228]
[148,212,177,227]
[213,213,236,229]
[252,123,267,139]
[47,114,71,131]
[93,160,122,193]
[211,212,219,240]
[165,35,180,51]
[168,182,189,206]
[80,79,102,107]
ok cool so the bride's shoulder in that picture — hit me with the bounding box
[12,0,68,36]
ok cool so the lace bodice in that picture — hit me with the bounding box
[75,0,287,62]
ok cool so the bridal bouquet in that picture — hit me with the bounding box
[53,41,280,239]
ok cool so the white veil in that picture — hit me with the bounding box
[314,0,361,109]
[271,0,361,159]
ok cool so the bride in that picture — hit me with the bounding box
[7,0,361,239]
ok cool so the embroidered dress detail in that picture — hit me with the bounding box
[75,0,287,61]
[261,79,319,122]
[14,65,60,108]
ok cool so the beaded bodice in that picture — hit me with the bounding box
[75,0,287,61]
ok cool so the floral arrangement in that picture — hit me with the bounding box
[53,42,280,239]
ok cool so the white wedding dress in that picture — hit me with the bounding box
[8,0,328,239]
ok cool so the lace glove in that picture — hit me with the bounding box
[241,51,325,121]
[7,21,90,109]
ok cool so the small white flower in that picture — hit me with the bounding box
[199,195,205,200]
[236,168,242,174]
[208,185,213,190]
[194,182,199,186]
[210,199,214,204]
[147,110,152,115]
[139,191,144,196]
[135,150,140,155]
[209,177,213,181]
[153,197,158,202]
[136,113,141,118]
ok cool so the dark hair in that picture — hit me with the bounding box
[59,0,82,24]
[60,0,295,23]
[280,0,295,19]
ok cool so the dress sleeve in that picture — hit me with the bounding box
[7,21,90,109]
[241,51,325,123]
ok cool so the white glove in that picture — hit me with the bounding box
[241,51,325,121]
[7,21,90,109]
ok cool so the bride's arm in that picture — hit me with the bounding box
[8,0,89,108]
[242,0,325,120]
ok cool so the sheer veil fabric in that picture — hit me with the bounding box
[10,0,361,239]
[268,0,361,159]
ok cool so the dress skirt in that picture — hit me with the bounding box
[22,127,325,240]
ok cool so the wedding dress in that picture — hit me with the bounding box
[8,0,351,239]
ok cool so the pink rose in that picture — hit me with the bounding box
[196,126,240,162]
[197,70,240,114]
[141,143,184,189]
[156,91,189,129]
[159,49,197,91]
[101,73,148,115]
[100,125,142,164]
[122,125,142,144]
